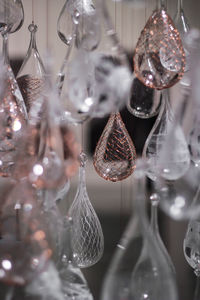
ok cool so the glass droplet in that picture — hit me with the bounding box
[93,112,136,182]
[134,8,185,90]
[127,76,162,119]
[68,152,104,268]
[17,23,45,114]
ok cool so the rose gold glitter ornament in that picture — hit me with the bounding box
[134,7,186,90]
[93,112,136,182]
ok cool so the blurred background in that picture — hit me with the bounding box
[6,0,200,299]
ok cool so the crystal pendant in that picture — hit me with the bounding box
[101,160,178,300]
[17,23,45,114]
[143,90,190,181]
[58,0,131,123]
[0,0,24,35]
[68,152,104,268]
[127,76,162,119]
[134,6,185,89]
[93,112,136,182]
[0,180,52,286]
[0,61,27,177]
[58,217,94,300]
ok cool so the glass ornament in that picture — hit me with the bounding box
[133,1,185,90]
[127,76,162,119]
[101,160,178,300]
[0,60,27,177]
[143,89,190,181]
[0,0,24,36]
[150,193,176,274]
[17,23,45,114]
[174,0,190,41]
[58,216,94,300]
[0,180,52,286]
[155,162,200,220]
[93,112,136,182]
[57,0,132,123]
[68,152,104,268]
[183,220,200,300]
[14,72,79,189]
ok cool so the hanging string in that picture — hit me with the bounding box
[46,0,49,49]
[32,0,34,23]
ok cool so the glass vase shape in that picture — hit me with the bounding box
[101,160,178,300]
[0,180,52,286]
[143,89,190,181]
[127,76,162,119]
[17,23,45,114]
[133,4,185,90]
[0,0,24,35]
[57,0,132,123]
[68,152,104,268]
[0,60,27,178]
[93,112,137,182]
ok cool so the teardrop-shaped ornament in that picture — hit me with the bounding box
[93,112,136,182]
[68,152,104,268]
[134,6,186,89]
[101,160,178,300]
[0,59,27,177]
[0,180,52,285]
[150,193,176,274]
[127,76,162,119]
[0,0,24,35]
[17,23,45,114]
[58,216,94,300]
[143,90,190,181]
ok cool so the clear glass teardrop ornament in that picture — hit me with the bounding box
[143,90,190,181]
[150,193,176,274]
[0,59,27,177]
[0,180,52,286]
[68,152,104,268]
[127,76,162,119]
[58,216,94,300]
[134,4,185,89]
[93,112,137,182]
[183,219,200,277]
[155,161,200,220]
[174,0,190,40]
[101,160,178,300]
[17,23,45,114]
[58,0,132,123]
[0,0,24,35]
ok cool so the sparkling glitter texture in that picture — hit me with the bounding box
[93,112,137,182]
[134,8,186,90]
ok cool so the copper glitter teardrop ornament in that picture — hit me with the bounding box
[93,112,136,182]
[134,8,185,90]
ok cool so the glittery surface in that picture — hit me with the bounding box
[93,112,137,182]
[134,8,186,90]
